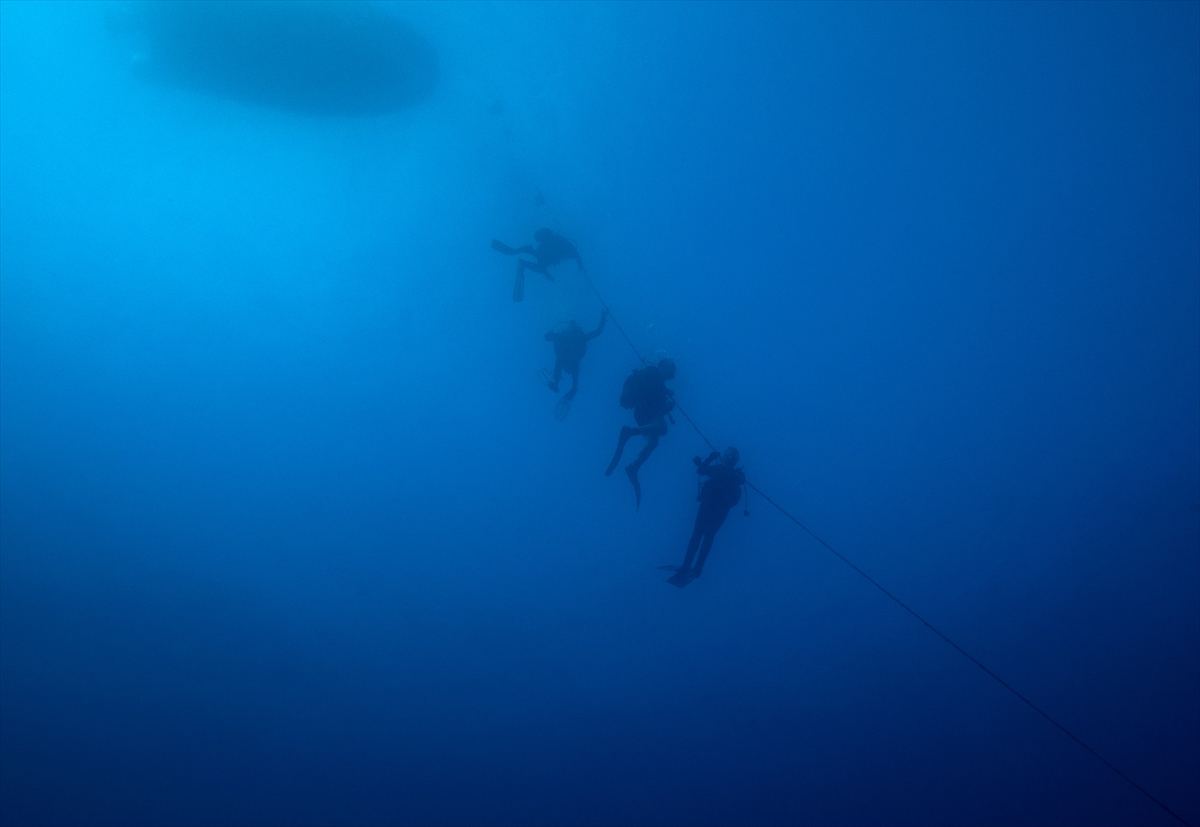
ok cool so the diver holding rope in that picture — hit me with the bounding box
[541,309,607,420]
[604,357,676,510]
[662,448,746,587]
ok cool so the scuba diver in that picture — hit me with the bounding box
[543,309,608,417]
[604,358,676,509]
[491,228,585,302]
[663,448,746,588]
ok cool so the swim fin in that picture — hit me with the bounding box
[667,568,696,588]
[513,269,524,302]
[554,396,571,421]
[626,464,641,510]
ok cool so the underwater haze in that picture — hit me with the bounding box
[2,2,1198,825]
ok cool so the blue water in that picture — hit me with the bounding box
[2,2,1197,825]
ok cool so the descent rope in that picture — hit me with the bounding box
[579,269,1191,827]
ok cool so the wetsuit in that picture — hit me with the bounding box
[529,234,584,272]
[678,453,745,578]
[493,231,585,301]
[605,362,676,509]
[629,366,672,427]
[544,311,606,397]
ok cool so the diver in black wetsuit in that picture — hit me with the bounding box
[545,309,607,399]
[605,358,676,509]
[491,229,585,301]
[666,447,745,587]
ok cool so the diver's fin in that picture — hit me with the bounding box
[604,445,622,476]
[513,269,524,302]
[626,465,641,510]
[667,568,696,588]
[554,396,571,421]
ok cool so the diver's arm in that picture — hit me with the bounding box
[694,451,721,474]
[585,309,608,340]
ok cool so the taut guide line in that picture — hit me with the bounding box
[578,269,1192,827]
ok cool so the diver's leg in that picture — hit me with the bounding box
[668,513,707,586]
[681,513,706,571]
[691,509,728,577]
[609,421,661,474]
[627,433,659,474]
[492,240,537,256]
[564,366,579,399]
[624,434,661,510]
[513,260,526,302]
[605,426,636,476]
[691,533,716,577]
[627,419,667,475]
[548,359,562,393]
[526,260,553,281]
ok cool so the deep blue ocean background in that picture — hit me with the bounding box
[2,2,1198,825]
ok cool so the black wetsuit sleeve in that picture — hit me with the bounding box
[562,240,584,270]
[585,314,607,340]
